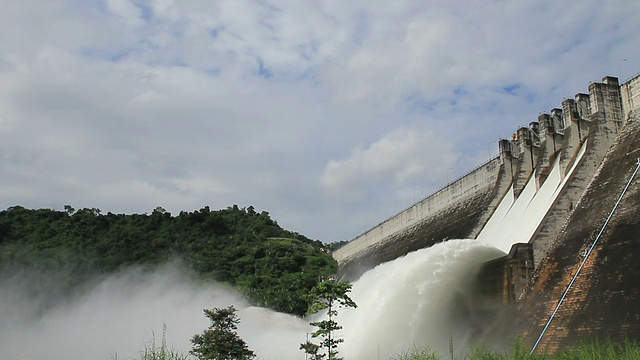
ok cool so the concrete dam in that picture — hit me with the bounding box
[333,73,640,352]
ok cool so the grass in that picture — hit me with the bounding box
[394,338,640,360]
[551,339,640,360]
[390,345,440,360]
[111,324,192,360]
[117,327,640,360]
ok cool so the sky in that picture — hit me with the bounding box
[1,0,639,243]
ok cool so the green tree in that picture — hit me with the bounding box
[300,279,357,360]
[63,205,75,215]
[190,306,255,360]
[0,204,337,316]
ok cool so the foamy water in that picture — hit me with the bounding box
[0,265,310,360]
[338,239,505,358]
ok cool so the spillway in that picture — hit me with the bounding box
[477,141,587,252]
[330,74,640,354]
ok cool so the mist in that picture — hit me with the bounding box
[1,240,504,360]
[0,264,309,360]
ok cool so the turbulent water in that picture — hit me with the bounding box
[338,239,505,359]
[0,240,505,360]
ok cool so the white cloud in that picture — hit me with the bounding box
[321,127,458,200]
[106,0,145,26]
[0,0,639,242]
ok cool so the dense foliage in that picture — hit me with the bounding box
[190,306,255,360]
[0,205,337,316]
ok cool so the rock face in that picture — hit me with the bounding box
[334,73,640,351]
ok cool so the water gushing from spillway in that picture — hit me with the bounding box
[338,240,505,358]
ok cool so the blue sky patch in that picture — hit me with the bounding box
[402,92,440,114]
[133,0,153,22]
[501,83,522,95]
[209,27,222,39]
[257,58,273,79]
[353,9,370,45]
[80,47,132,62]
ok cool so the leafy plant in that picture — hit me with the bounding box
[300,279,357,360]
[190,306,255,360]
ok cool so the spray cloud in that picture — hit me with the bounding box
[1,240,504,360]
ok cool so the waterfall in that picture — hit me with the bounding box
[337,240,505,358]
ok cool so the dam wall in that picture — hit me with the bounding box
[527,77,624,266]
[335,76,630,280]
[622,73,640,120]
[512,110,640,353]
[333,154,513,279]
[333,73,640,352]
[477,73,640,352]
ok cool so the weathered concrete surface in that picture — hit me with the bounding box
[622,73,640,120]
[334,156,512,280]
[511,116,640,353]
[528,78,624,266]
[511,125,537,198]
[477,243,535,305]
[535,111,564,186]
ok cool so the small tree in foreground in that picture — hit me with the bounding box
[190,306,255,360]
[300,279,357,360]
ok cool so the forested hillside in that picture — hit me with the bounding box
[0,205,337,316]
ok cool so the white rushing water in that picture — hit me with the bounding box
[338,240,505,359]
